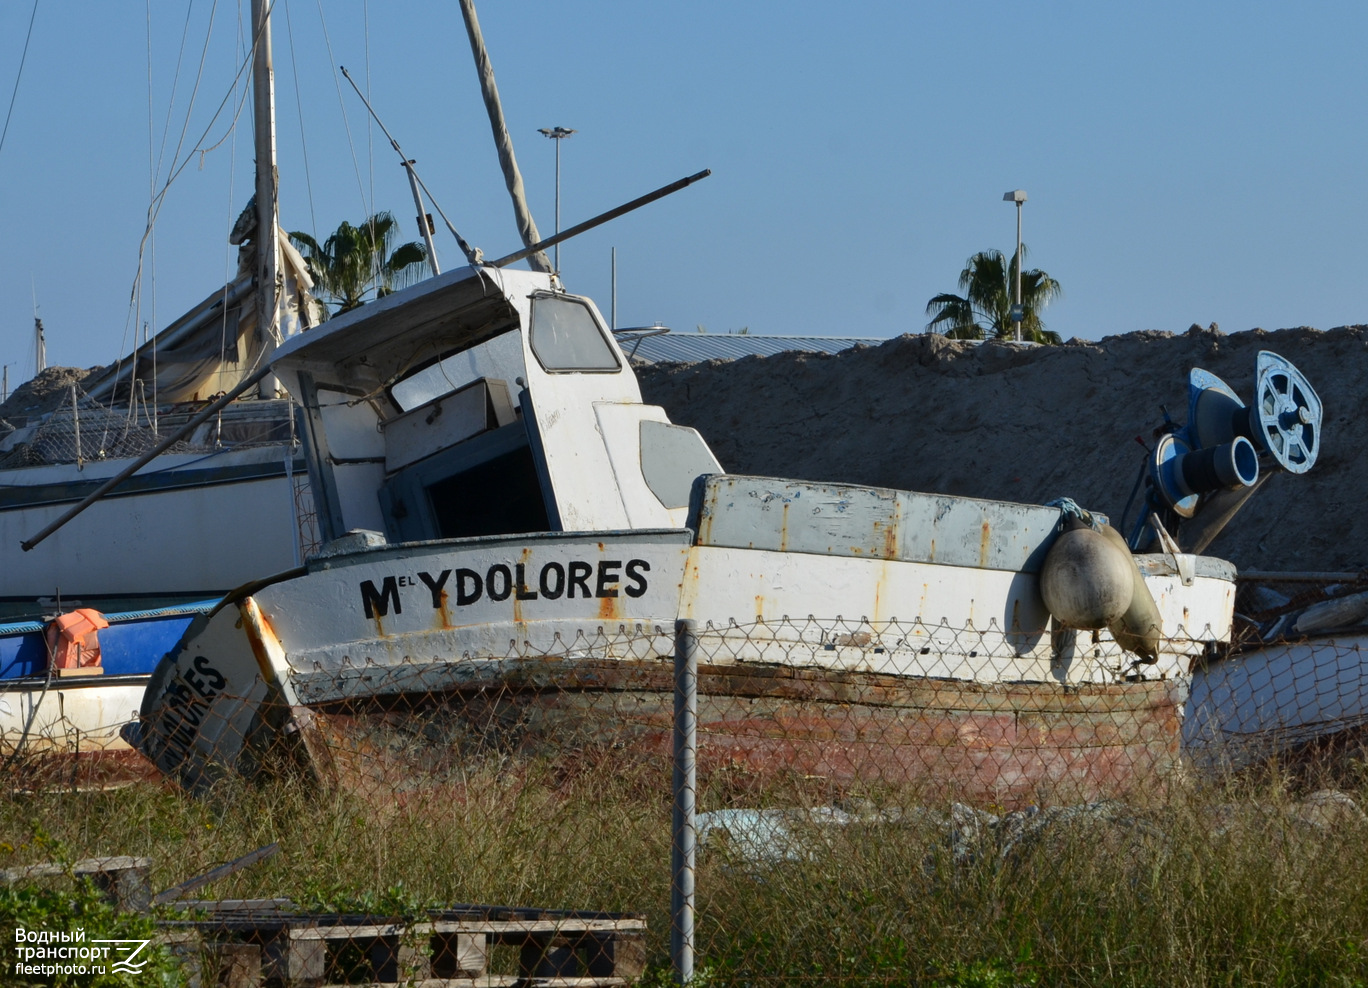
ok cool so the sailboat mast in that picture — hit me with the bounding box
[33,317,46,375]
[251,0,280,398]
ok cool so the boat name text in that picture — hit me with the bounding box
[150,654,228,767]
[360,559,651,619]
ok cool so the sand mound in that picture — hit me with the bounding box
[638,324,1368,572]
[0,365,102,424]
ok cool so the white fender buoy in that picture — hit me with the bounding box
[1098,523,1163,662]
[1041,518,1134,630]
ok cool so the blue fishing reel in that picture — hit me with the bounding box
[1128,351,1322,549]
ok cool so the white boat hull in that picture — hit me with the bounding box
[136,508,1235,802]
[0,445,306,613]
[1185,633,1368,771]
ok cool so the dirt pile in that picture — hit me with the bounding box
[0,365,102,425]
[638,324,1368,572]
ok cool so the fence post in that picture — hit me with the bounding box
[672,618,698,985]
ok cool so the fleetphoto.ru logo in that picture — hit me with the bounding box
[12,926,153,978]
[92,938,153,974]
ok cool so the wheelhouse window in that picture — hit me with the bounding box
[389,329,525,411]
[528,294,620,372]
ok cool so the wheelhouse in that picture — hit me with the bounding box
[268,267,722,548]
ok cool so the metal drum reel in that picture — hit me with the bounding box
[1132,350,1322,544]
[1248,350,1321,474]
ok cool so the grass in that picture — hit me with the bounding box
[2,749,1368,986]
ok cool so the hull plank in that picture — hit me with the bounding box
[301,658,1181,809]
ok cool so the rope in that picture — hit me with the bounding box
[0,0,38,162]
[283,0,318,236]
[1045,497,1110,531]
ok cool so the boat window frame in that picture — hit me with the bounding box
[385,325,523,412]
[527,292,622,374]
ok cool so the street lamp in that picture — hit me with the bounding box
[1003,189,1027,342]
[538,126,577,271]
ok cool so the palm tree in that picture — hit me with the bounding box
[925,247,1063,344]
[289,213,428,316]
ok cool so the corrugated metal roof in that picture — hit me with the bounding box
[619,333,873,364]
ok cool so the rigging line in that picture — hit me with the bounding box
[138,0,274,235]
[155,0,221,189]
[116,0,272,416]
[314,0,369,217]
[363,0,375,222]
[339,65,480,265]
[282,0,318,235]
[0,0,38,161]
[150,0,196,189]
[111,66,252,419]
[126,0,275,313]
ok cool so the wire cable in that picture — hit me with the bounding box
[0,0,38,162]
[282,0,318,236]
[314,0,369,216]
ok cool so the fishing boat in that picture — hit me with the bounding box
[126,254,1326,806]
[0,600,215,788]
[15,0,1323,802]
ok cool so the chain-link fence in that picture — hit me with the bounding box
[4,610,1368,985]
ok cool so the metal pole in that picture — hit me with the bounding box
[1014,201,1023,343]
[671,618,697,986]
[490,169,711,269]
[402,160,441,277]
[536,128,574,270]
[251,0,281,396]
[554,136,561,272]
[611,247,617,330]
[459,0,552,273]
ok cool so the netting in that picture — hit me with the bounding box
[0,389,295,469]
[4,614,1368,985]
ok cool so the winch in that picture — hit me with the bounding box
[1127,350,1322,551]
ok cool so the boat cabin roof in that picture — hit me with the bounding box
[270,266,551,394]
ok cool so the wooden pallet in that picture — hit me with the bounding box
[160,900,647,987]
[0,855,152,911]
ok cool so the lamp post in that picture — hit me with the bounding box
[1003,189,1027,342]
[538,126,576,271]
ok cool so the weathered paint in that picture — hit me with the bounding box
[0,677,148,757]
[303,657,1183,810]
[133,520,1239,796]
[694,476,1065,572]
[678,544,1055,679]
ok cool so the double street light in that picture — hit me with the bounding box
[539,126,577,271]
[1003,189,1027,342]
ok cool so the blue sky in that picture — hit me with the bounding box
[1,1,1366,379]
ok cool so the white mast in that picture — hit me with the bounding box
[33,317,46,375]
[251,0,280,399]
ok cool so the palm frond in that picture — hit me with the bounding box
[928,244,1064,345]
